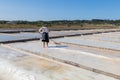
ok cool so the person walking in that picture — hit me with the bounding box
[39,24,49,48]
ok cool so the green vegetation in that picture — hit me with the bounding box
[0,19,120,30]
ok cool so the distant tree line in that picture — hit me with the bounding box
[0,19,120,26]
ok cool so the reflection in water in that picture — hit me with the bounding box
[0,33,41,42]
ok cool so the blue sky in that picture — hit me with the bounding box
[0,0,120,21]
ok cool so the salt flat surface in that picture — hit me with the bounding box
[54,32,120,50]
[0,29,120,80]
[7,41,120,77]
[79,32,120,42]
[0,29,120,43]
[0,45,117,80]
